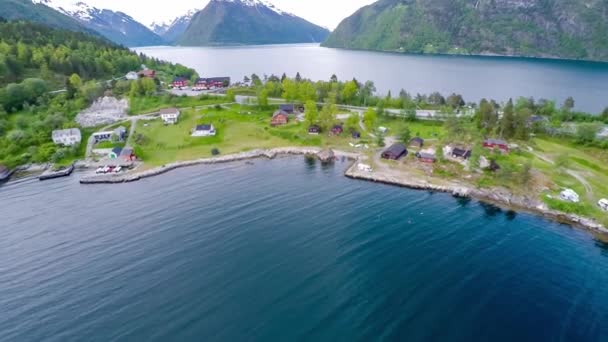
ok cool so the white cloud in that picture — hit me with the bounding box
[61,0,377,29]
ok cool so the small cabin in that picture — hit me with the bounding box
[415,152,436,163]
[331,124,344,135]
[308,125,321,135]
[483,139,509,152]
[452,147,472,160]
[409,137,424,148]
[381,143,408,160]
[172,77,188,88]
[192,124,216,137]
[271,111,289,126]
[351,131,361,139]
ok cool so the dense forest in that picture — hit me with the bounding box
[0,20,195,167]
[323,0,608,62]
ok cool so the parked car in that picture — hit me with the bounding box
[599,198,608,211]
[114,166,122,173]
[96,166,105,174]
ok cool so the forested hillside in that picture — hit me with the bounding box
[323,0,608,62]
[0,20,195,167]
[0,0,88,33]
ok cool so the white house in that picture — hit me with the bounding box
[125,71,139,80]
[160,108,181,125]
[93,126,127,143]
[192,124,216,137]
[52,128,82,146]
[560,189,580,203]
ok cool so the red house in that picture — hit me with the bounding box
[194,77,231,90]
[271,111,289,126]
[416,152,436,163]
[172,77,188,88]
[139,69,156,78]
[331,124,344,135]
[483,139,509,152]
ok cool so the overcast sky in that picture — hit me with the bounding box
[60,0,377,29]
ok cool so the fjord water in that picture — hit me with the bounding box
[1,158,607,341]
[137,44,608,113]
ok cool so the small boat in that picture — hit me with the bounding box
[39,164,75,181]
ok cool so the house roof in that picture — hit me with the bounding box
[280,104,295,111]
[52,128,81,138]
[416,152,436,160]
[332,124,343,130]
[140,69,155,77]
[383,143,407,156]
[196,77,230,83]
[160,108,180,115]
[309,125,321,131]
[111,147,123,155]
[173,76,187,82]
[196,124,213,131]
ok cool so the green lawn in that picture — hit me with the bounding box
[376,116,446,140]
[131,105,364,166]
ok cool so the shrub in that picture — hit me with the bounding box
[211,148,220,156]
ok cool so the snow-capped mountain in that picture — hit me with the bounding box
[150,8,199,44]
[178,0,330,46]
[31,0,164,47]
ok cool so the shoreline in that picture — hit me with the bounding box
[76,147,608,236]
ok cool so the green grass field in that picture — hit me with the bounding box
[131,105,366,166]
[376,117,446,140]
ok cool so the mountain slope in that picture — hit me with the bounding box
[323,0,608,62]
[0,0,87,32]
[151,9,199,44]
[177,0,330,46]
[34,0,164,47]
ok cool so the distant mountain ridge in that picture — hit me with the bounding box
[31,0,164,46]
[0,0,90,33]
[323,0,608,62]
[150,9,199,44]
[178,0,330,46]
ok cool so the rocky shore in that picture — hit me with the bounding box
[78,147,606,235]
[79,147,357,184]
[344,162,608,235]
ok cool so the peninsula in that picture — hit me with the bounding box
[2,22,608,237]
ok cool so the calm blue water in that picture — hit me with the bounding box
[1,157,608,341]
[137,44,608,113]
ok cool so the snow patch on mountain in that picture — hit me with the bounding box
[212,0,294,16]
